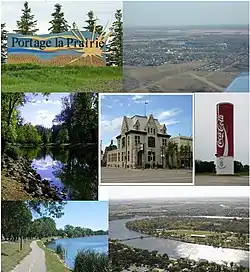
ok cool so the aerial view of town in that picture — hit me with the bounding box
[109,186,249,272]
[123,1,249,92]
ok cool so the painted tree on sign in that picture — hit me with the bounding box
[106,9,123,67]
[14,1,39,35]
[48,3,70,33]
[1,23,8,63]
[84,11,104,35]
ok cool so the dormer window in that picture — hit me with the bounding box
[135,125,139,130]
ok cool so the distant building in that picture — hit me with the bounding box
[105,114,193,169]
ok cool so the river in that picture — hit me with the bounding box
[19,145,97,200]
[110,218,249,267]
[48,235,108,269]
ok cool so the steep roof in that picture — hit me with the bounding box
[122,114,168,135]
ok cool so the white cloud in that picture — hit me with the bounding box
[42,99,61,105]
[106,105,112,109]
[156,108,182,120]
[132,95,145,100]
[161,119,180,126]
[195,93,249,165]
[101,116,123,134]
[36,109,54,121]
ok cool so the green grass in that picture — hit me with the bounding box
[1,63,122,92]
[1,240,32,272]
[37,240,71,272]
[165,229,216,236]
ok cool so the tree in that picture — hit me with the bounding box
[106,9,123,67]
[1,23,8,63]
[27,201,65,218]
[56,128,69,144]
[2,201,32,249]
[48,3,70,33]
[14,1,39,35]
[84,11,104,35]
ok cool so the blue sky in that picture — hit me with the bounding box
[19,93,69,128]
[101,94,193,149]
[33,201,108,230]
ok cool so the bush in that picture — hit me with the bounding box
[5,146,21,160]
[56,244,66,260]
[74,250,108,272]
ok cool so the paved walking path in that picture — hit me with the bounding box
[12,240,46,272]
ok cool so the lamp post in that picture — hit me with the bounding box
[160,146,165,168]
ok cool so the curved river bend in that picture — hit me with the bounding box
[110,218,249,267]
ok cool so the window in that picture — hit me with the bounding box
[135,124,139,130]
[117,139,120,149]
[127,151,130,161]
[162,138,167,147]
[150,128,153,134]
[152,151,155,161]
[148,127,150,133]
[122,137,125,148]
[108,154,111,162]
[153,129,156,134]
[118,152,120,161]
[135,135,140,145]
[148,151,151,162]
[121,152,124,161]
[148,136,155,148]
[127,136,130,147]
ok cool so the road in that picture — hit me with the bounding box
[187,72,224,91]
[101,168,193,184]
[12,240,46,272]
[195,175,249,186]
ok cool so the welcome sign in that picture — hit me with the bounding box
[7,24,112,66]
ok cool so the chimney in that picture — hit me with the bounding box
[111,140,113,146]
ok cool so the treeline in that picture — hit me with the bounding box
[1,93,98,151]
[1,1,122,66]
[57,225,108,239]
[195,160,249,174]
[126,217,249,235]
[109,240,249,272]
[1,201,107,242]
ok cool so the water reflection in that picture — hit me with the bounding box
[19,145,98,200]
[110,218,249,267]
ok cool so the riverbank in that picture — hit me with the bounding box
[109,240,249,272]
[1,153,61,200]
[37,240,71,272]
[1,240,32,272]
[125,217,249,251]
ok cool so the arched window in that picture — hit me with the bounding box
[148,136,155,148]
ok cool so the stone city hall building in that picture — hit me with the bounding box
[103,114,193,169]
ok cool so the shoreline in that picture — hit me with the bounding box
[113,217,249,252]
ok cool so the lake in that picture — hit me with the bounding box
[19,145,98,200]
[48,235,108,270]
[110,218,249,267]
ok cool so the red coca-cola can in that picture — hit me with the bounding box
[216,102,234,157]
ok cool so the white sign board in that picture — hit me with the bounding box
[216,156,234,175]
